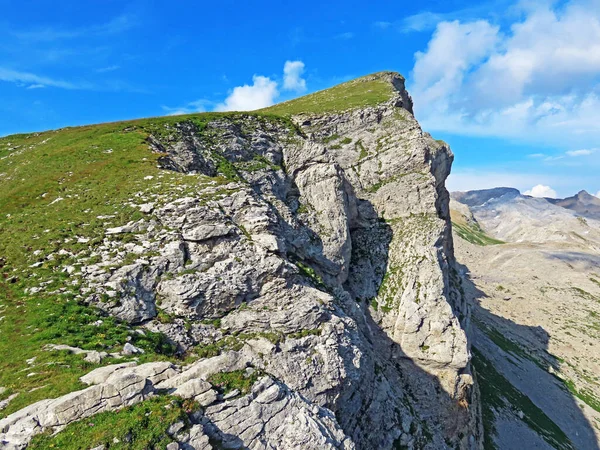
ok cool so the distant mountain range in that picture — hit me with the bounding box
[453,187,600,220]
[450,187,600,247]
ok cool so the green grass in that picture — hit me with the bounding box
[479,323,543,368]
[262,72,397,115]
[322,134,340,143]
[472,347,575,450]
[452,222,505,246]
[571,287,600,303]
[207,369,261,396]
[356,139,368,160]
[564,379,600,413]
[28,396,195,450]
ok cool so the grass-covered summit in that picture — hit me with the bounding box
[263,71,406,115]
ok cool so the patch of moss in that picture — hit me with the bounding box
[322,134,340,143]
[207,369,261,395]
[356,139,368,160]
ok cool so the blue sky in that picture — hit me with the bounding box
[1,0,599,197]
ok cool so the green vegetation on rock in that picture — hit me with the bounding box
[207,369,261,395]
[452,222,505,246]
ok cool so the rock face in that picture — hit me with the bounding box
[1,72,481,449]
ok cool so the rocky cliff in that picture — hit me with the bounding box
[0,72,481,449]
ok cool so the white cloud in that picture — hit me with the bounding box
[213,60,307,111]
[170,61,307,114]
[566,148,597,156]
[26,84,45,89]
[12,14,136,41]
[411,20,500,111]
[0,67,87,90]
[162,99,210,116]
[524,184,557,198]
[283,60,307,92]
[215,75,279,112]
[410,0,600,147]
[595,191,600,198]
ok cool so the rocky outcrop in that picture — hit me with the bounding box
[0,362,175,449]
[0,355,352,450]
[2,72,482,449]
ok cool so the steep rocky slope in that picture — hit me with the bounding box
[451,189,600,449]
[0,72,481,449]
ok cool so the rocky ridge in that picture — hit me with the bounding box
[0,72,481,449]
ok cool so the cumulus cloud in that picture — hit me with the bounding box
[215,75,279,112]
[595,191,600,198]
[410,0,600,147]
[412,20,499,109]
[283,60,307,92]
[215,60,307,112]
[524,184,557,198]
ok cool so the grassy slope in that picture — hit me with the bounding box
[452,221,505,246]
[450,208,504,246]
[262,71,396,115]
[0,72,396,419]
[0,112,295,418]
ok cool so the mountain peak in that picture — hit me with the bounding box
[263,71,412,116]
[577,190,591,198]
